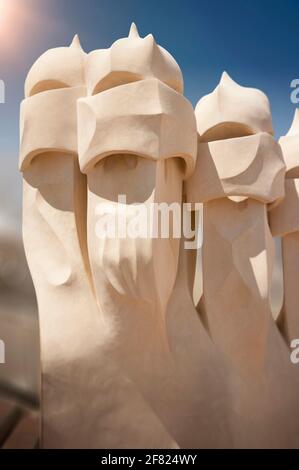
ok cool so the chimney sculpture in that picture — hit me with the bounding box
[186,72,285,374]
[77,23,200,447]
[269,110,299,343]
[19,26,197,448]
[185,73,299,447]
[82,27,239,450]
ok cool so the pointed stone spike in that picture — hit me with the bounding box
[286,109,299,136]
[220,71,235,85]
[145,33,155,42]
[129,22,140,38]
[70,34,83,50]
[143,33,157,50]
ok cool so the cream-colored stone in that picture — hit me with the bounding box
[279,109,299,177]
[20,30,299,450]
[185,74,299,447]
[20,86,86,171]
[186,129,282,374]
[20,35,178,449]
[195,72,273,140]
[186,132,285,204]
[77,28,210,448]
[186,76,283,375]
[25,35,86,98]
[85,23,183,95]
[269,109,299,343]
[78,78,197,177]
[269,179,299,237]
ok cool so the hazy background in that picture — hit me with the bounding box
[0,0,297,405]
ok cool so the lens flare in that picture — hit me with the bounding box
[0,0,35,55]
[0,0,53,58]
[0,0,7,25]
[0,0,12,44]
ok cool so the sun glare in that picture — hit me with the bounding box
[0,0,32,54]
[0,0,53,58]
[0,0,10,35]
[0,0,6,19]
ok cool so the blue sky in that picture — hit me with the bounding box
[0,0,299,223]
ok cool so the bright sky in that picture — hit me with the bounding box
[0,0,298,227]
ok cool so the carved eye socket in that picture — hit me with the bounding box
[91,72,143,95]
[88,154,157,204]
[101,154,138,171]
[29,80,70,97]
[199,122,254,143]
